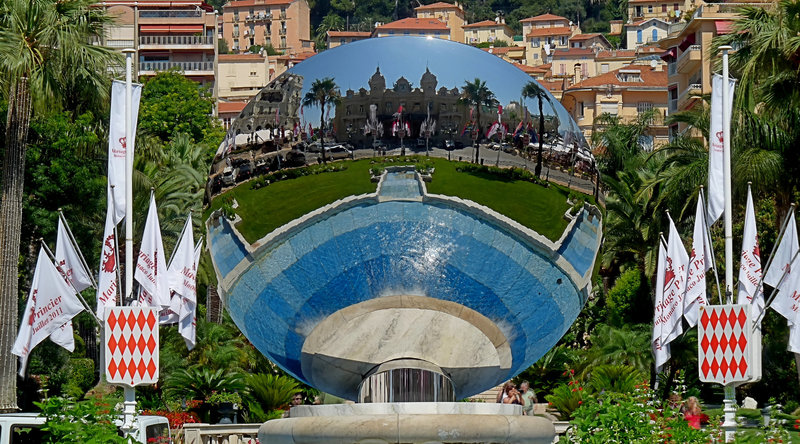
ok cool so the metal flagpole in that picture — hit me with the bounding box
[39,239,101,326]
[110,185,122,306]
[719,44,737,443]
[121,47,137,437]
[57,209,98,289]
[699,187,723,304]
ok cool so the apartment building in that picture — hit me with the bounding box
[569,33,612,50]
[220,0,312,54]
[373,18,451,39]
[625,18,671,48]
[482,46,527,65]
[99,0,217,90]
[659,1,771,135]
[562,64,669,147]
[413,2,467,43]
[520,13,582,66]
[217,54,273,102]
[326,31,371,49]
[462,19,514,45]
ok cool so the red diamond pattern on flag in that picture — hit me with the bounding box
[104,307,159,386]
[698,305,755,384]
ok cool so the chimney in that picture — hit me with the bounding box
[574,63,582,84]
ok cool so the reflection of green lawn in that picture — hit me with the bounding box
[207,157,575,244]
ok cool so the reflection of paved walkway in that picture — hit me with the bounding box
[350,147,598,200]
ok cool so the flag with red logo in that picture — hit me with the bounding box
[662,214,689,344]
[55,217,93,292]
[135,193,171,308]
[684,191,712,327]
[12,247,85,376]
[652,239,670,370]
[96,207,119,317]
[107,80,142,225]
[738,185,764,313]
[707,74,735,226]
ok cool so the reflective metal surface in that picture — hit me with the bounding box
[358,360,455,403]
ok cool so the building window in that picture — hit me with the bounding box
[637,102,654,114]
[386,102,393,112]
[534,53,539,60]
[674,3,679,10]
[560,36,567,46]
[637,29,643,43]
[531,38,539,47]
[577,101,585,119]
[340,38,345,44]
[635,6,642,16]
[601,63,609,73]
[648,5,653,13]
[652,29,658,42]
[234,10,239,20]
[662,4,667,12]
[281,36,286,47]
[250,71,257,76]
[601,102,618,115]
[559,63,566,74]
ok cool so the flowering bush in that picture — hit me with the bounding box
[545,369,586,419]
[142,410,201,429]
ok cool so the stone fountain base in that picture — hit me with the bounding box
[259,402,555,444]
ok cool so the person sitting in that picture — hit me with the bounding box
[683,396,704,429]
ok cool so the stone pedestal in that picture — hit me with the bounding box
[259,403,555,444]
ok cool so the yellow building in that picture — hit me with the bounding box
[520,13,581,66]
[562,64,669,147]
[373,18,451,39]
[569,33,612,50]
[414,2,466,44]
[462,19,514,45]
[625,18,671,48]
[628,0,691,24]
[221,0,312,54]
[551,48,597,81]
[481,46,527,65]
[326,31,371,49]
[659,1,773,135]
[217,54,273,102]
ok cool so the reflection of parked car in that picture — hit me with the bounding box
[235,162,253,182]
[254,158,269,175]
[285,150,306,167]
[501,143,514,153]
[324,145,353,160]
[443,140,455,150]
[307,142,322,153]
[231,157,250,168]
[210,175,223,194]
[221,166,236,186]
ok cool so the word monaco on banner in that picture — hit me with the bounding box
[698,304,761,385]
[105,307,159,386]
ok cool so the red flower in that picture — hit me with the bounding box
[578,401,582,405]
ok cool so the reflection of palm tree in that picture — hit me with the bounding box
[302,77,341,163]
[0,0,120,407]
[460,78,497,163]
[521,81,553,178]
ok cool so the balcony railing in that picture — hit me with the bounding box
[139,10,202,18]
[279,28,287,35]
[106,39,135,48]
[139,60,214,73]
[677,82,702,108]
[139,35,214,46]
[183,423,260,444]
[280,11,286,19]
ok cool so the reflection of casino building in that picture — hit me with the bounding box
[334,68,463,146]
[231,73,303,137]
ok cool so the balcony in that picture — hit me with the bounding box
[677,83,702,110]
[676,44,701,74]
[280,11,286,19]
[244,28,251,36]
[279,28,287,35]
[233,31,240,38]
[106,39,135,48]
[139,60,214,75]
[139,10,202,18]
[254,12,271,20]
[139,35,214,49]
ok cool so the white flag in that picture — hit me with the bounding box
[12,248,85,376]
[653,240,670,370]
[707,74,736,226]
[684,194,712,327]
[96,207,119,317]
[135,193,171,308]
[765,212,799,322]
[55,218,93,292]
[738,186,764,313]
[178,241,203,350]
[663,215,689,343]
[108,80,142,225]
[48,322,76,352]
[168,215,197,301]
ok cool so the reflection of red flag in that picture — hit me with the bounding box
[498,105,503,115]
[397,105,403,114]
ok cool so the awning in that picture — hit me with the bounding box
[140,25,170,32]
[678,33,696,51]
[660,47,676,61]
[715,21,734,35]
[140,24,204,33]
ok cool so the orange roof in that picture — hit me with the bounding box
[526,26,571,37]
[551,48,595,57]
[415,1,460,10]
[218,54,265,61]
[327,31,371,38]
[276,51,316,62]
[218,101,247,114]
[540,79,564,92]
[568,65,667,89]
[596,49,636,59]
[520,13,568,23]
[512,63,539,74]
[463,20,505,28]
[569,33,602,41]
[377,18,449,31]
[629,17,670,26]
[225,0,290,7]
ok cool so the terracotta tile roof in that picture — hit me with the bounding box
[526,26,571,37]
[218,101,247,113]
[415,1,460,10]
[225,0,291,7]
[219,54,265,61]
[551,48,595,57]
[540,79,564,92]
[377,18,449,31]
[567,64,667,89]
[596,49,637,59]
[569,33,602,41]
[512,63,539,74]
[276,51,316,62]
[463,20,504,28]
[520,13,568,23]
[629,17,670,27]
[327,31,371,38]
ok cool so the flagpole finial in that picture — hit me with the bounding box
[699,185,704,190]
[747,181,752,186]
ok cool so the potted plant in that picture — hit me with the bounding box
[207,391,242,424]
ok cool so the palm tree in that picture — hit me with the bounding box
[521,81,553,178]
[0,0,119,410]
[302,77,341,163]
[460,78,497,164]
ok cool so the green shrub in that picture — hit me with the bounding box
[36,395,128,444]
[588,364,643,394]
[62,358,96,399]
[605,268,643,326]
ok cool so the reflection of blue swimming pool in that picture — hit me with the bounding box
[208,171,601,398]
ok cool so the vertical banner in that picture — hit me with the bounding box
[107,80,142,225]
[96,207,119,316]
[707,74,736,226]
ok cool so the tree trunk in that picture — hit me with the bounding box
[474,110,481,164]
[320,101,327,164]
[535,98,544,178]
[0,78,32,412]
